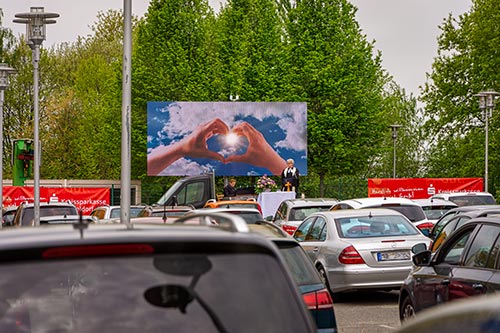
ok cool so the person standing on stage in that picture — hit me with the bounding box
[281,159,299,193]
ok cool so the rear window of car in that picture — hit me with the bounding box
[336,215,420,238]
[21,206,78,226]
[228,211,262,224]
[377,204,426,222]
[289,206,331,221]
[448,195,496,206]
[0,253,311,333]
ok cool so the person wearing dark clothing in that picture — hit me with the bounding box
[281,159,299,193]
[224,178,237,198]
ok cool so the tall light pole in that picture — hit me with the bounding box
[0,64,16,229]
[14,7,59,226]
[476,90,499,193]
[389,124,402,178]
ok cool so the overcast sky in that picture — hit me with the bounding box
[1,0,472,97]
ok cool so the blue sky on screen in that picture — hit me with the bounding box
[147,101,307,176]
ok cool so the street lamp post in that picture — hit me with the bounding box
[14,7,59,226]
[389,124,402,178]
[476,90,499,193]
[0,64,16,229]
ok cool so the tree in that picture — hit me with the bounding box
[284,0,388,195]
[420,0,500,192]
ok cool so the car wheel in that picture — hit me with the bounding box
[400,295,416,322]
[317,266,331,291]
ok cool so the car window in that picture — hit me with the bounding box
[274,203,287,222]
[110,208,121,218]
[336,215,419,238]
[431,211,459,238]
[464,225,500,268]
[277,242,322,286]
[441,229,474,265]
[294,218,315,242]
[378,204,426,222]
[448,195,496,206]
[290,206,331,221]
[306,217,326,241]
[0,253,311,333]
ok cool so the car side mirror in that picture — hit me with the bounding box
[412,243,427,254]
[412,250,432,266]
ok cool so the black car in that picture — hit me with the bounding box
[249,221,338,332]
[399,216,500,322]
[0,212,316,332]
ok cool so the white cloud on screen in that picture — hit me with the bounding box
[155,102,307,152]
[158,158,212,176]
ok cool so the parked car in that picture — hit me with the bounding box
[203,198,262,215]
[429,206,500,252]
[90,204,146,220]
[186,207,263,224]
[12,201,79,227]
[2,206,17,226]
[396,292,500,333]
[412,198,457,223]
[331,197,434,234]
[430,191,496,206]
[0,212,316,332]
[272,198,338,235]
[249,221,337,332]
[399,216,500,322]
[293,208,431,296]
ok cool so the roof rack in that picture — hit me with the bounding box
[174,212,249,233]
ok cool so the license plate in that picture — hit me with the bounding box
[377,251,411,261]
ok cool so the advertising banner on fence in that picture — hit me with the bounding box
[368,178,484,199]
[3,187,110,214]
[147,101,308,177]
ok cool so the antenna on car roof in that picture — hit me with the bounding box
[73,209,89,239]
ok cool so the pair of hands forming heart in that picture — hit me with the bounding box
[180,118,286,174]
[148,118,286,175]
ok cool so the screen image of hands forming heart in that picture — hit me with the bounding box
[147,101,307,176]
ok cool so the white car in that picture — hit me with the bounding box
[331,197,434,235]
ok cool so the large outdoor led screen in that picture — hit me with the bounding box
[147,101,307,176]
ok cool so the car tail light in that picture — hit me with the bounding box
[282,224,297,235]
[416,222,434,232]
[302,288,334,310]
[42,244,154,258]
[339,245,365,264]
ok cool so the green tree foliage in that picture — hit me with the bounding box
[284,0,387,194]
[214,0,286,101]
[421,0,500,191]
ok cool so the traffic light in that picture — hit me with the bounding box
[12,139,34,186]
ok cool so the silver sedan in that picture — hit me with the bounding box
[293,208,431,295]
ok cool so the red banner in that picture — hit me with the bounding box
[368,178,484,199]
[3,187,110,214]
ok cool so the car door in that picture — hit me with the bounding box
[413,225,476,310]
[294,216,323,263]
[447,224,500,300]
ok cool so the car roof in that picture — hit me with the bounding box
[333,197,419,207]
[316,207,407,218]
[283,198,338,207]
[412,198,458,207]
[0,215,273,251]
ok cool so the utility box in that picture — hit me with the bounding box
[12,139,34,186]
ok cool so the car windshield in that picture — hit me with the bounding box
[336,215,420,238]
[276,242,322,287]
[290,206,331,221]
[22,206,77,225]
[0,253,310,333]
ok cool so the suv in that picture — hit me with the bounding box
[272,198,338,235]
[430,192,496,206]
[0,212,316,332]
[331,197,433,234]
[12,201,78,227]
